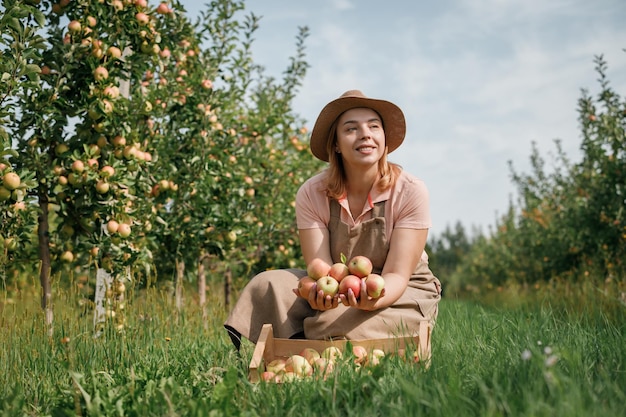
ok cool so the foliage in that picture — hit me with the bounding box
[1,287,624,416]
[0,0,323,327]
[445,55,625,296]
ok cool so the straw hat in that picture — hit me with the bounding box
[309,90,406,162]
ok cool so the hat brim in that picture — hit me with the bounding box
[309,93,406,162]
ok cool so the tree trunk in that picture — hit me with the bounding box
[224,267,231,309]
[37,183,53,335]
[198,252,207,328]
[175,258,184,311]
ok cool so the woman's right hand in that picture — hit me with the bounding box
[293,283,339,311]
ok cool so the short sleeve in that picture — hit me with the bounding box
[393,174,431,229]
[295,173,330,230]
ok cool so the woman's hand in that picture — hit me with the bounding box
[292,283,339,311]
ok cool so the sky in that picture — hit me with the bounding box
[179,0,626,235]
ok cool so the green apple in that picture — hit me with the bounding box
[317,276,339,297]
[365,274,385,298]
[348,255,373,278]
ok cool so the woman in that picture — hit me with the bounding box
[224,90,441,348]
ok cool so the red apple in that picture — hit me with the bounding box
[352,345,368,365]
[365,273,385,298]
[260,371,278,383]
[338,274,361,299]
[100,166,115,178]
[299,347,321,365]
[155,2,170,14]
[107,46,122,59]
[297,276,316,298]
[306,258,331,280]
[328,262,350,282]
[316,276,339,297]
[93,66,109,82]
[348,255,373,278]
[135,12,149,25]
[67,20,81,33]
[71,160,85,173]
[313,357,334,376]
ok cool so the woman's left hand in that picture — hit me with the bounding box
[339,278,385,311]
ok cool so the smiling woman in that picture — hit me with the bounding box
[224,90,441,347]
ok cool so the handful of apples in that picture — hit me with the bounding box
[296,255,385,300]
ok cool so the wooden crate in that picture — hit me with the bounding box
[248,321,431,382]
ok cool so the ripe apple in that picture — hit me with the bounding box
[365,274,385,298]
[117,223,131,238]
[348,255,373,278]
[313,357,334,376]
[71,160,85,173]
[299,347,321,365]
[265,358,286,375]
[285,354,312,377]
[106,220,119,234]
[67,20,81,33]
[297,276,316,298]
[306,258,331,280]
[100,166,115,178]
[328,262,350,281]
[93,66,109,82]
[60,250,74,263]
[2,172,21,190]
[321,346,342,363]
[352,345,368,365]
[317,276,339,297]
[338,274,361,299]
[369,349,385,366]
[107,46,122,59]
[95,180,110,194]
[135,12,149,25]
[156,2,170,14]
[260,371,277,383]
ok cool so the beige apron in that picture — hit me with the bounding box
[224,199,441,343]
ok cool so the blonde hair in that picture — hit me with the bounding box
[323,119,401,199]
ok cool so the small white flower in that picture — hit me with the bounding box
[521,349,532,361]
[544,355,558,367]
[537,340,543,346]
[544,346,552,355]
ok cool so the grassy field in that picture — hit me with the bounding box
[1,283,624,417]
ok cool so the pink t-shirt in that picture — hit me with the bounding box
[295,169,431,262]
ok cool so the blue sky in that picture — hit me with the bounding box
[179,0,626,234]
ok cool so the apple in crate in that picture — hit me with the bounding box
[266,358,286,374]
[299,347,321,365]
[352,345,368,365]
[365,274,385,298]
[285,354,313,377]
[321,346,342,363]
[369,349,386,366]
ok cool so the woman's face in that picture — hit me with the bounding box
[335,107,386,169]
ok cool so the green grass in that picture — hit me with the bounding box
[1,284,625,416]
